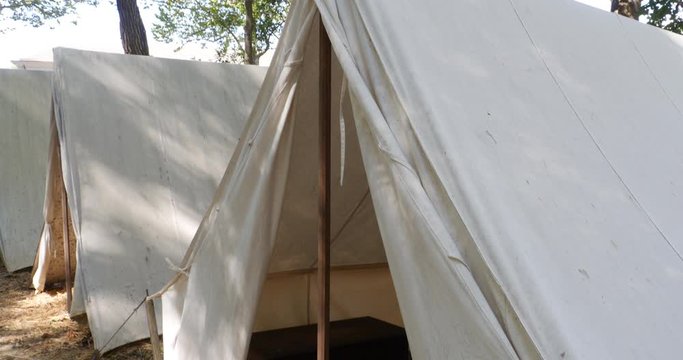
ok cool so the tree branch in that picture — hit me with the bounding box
[225,27,245,55]
[255,36,270,58]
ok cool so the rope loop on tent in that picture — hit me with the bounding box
[165,257,189,276]
[285,59,303,68]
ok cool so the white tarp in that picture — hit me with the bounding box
[35,48,266,352]
[0,70,51,272]
[160,0,683,359]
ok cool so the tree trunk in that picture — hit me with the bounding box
[244,0,256,64]
[116,0,149,55]
[612,0,641,20]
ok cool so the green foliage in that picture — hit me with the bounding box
[0,0,97,31]
[153,0,288,64]
[641,0,683,34]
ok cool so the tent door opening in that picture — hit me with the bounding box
[30,118,77,309]
[245,16,410,359]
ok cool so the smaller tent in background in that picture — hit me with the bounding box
[30,48,267,353]
[11,59,53,71]
[0,70,51,272]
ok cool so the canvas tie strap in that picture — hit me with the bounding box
[339,76,348,186]
[165,257,189,276]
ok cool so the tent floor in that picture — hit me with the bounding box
[248,317,411,359]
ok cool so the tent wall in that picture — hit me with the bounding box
[41,48,266,352]
[0,70,51,272]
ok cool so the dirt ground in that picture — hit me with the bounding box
[0,262,154,360]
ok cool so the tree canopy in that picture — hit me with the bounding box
[640,0,683,34]
[152,0,289,64]
[0,0,96,30]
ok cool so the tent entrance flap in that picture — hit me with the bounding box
[246,15,406,357]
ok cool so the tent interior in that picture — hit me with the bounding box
[0,70,51,273]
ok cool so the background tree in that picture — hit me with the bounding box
[152,0,289,64]
[116,0,149,55]
[0,0,96,31]
[640,0,683,34]
[2,0,149,56]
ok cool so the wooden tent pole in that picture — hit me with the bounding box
[145,290,162,360]
[62,176,72,311]
[317,14,332,360]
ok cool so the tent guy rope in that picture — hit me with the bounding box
[91,296,147,359]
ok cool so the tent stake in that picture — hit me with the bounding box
[145,290,162,360]
[62,178,72,311]
[317,14,332,360]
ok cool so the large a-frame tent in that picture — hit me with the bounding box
[30,48,267,352]
[0,70,51,272]
[159,0,683,359]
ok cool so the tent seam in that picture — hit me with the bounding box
[615,15,683,118]
[507,0,683,263]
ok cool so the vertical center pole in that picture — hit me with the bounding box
[62,177,72,311]
[317,13,332,360]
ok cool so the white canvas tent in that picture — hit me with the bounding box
[157,0,683,359]
[30,48,266,352]
[0,70,51,272]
